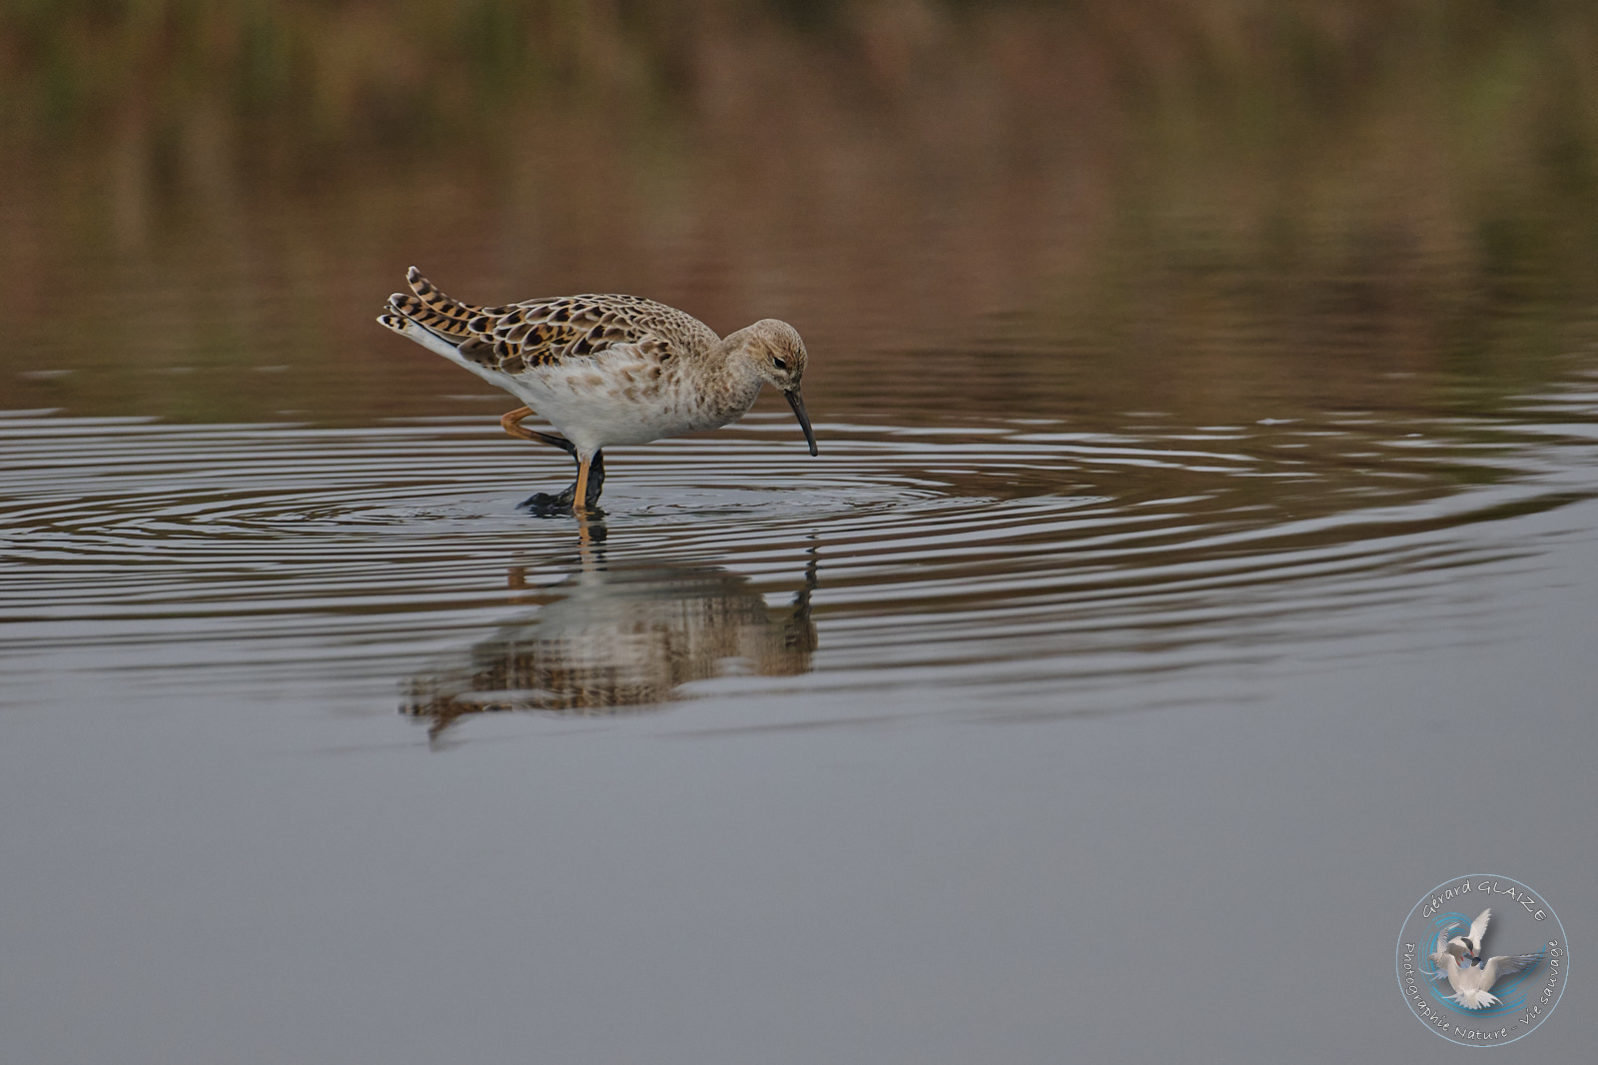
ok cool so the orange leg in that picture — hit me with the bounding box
[499,406,534,439]
[500,407,573,453]
[574,455,593,512]
[517,448,603,515]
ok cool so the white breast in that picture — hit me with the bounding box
[503,350,762,454]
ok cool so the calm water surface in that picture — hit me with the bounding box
[4,368,1597,1062]
[6,5,1598,1060]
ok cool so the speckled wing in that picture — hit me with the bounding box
[389,268,718,377]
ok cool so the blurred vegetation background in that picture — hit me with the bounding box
[3,0,1597,422]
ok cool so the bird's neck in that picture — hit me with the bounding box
[680,328,764,420]
[709,325,759,364]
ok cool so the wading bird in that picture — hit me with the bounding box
[379,268,817,512]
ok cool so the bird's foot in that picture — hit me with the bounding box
[515,453,604,516]
[518,485,576,516]
[517,483,604,517]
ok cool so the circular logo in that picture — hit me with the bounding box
[1394,874,1567,1046]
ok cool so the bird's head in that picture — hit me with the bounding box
[738,319,817,455]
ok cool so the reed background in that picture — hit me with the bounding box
[4,0,1597,423]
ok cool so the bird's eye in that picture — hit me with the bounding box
[773,358,788,371]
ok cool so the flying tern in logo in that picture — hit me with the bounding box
[1429,908,1541,1009]
[1446,908,1493,963]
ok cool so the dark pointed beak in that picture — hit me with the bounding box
[784,389,818,456]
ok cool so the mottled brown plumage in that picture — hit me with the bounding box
[387,267,718,375]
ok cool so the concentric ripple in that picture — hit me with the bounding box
[3,391,1595,727]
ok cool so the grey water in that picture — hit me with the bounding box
[6,4,1598,1061]
[5,386,1597,1062]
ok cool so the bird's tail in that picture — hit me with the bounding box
[1449,989,1500,1009]
[379,267,481,341]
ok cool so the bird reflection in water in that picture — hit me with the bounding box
[402,526,817,742]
